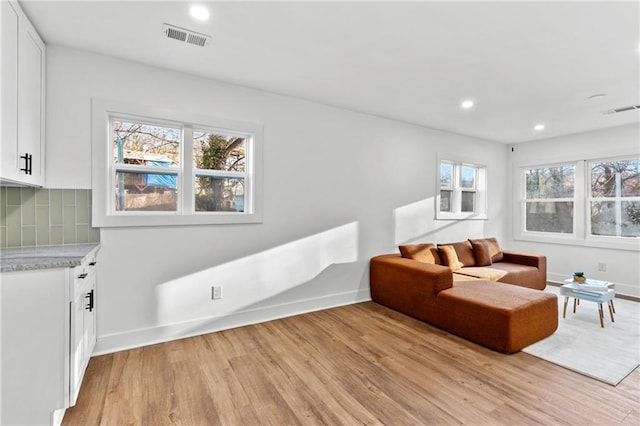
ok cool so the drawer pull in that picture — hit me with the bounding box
[85,290,94,312]
[89,262,96,266]
[77,273,88,279]
[19,153,33,175]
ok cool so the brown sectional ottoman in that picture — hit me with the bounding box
[370,237,558,353]
[433,281,558,354]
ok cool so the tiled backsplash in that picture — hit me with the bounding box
[0,187,100,248]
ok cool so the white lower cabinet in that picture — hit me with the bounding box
[1,249,98,425]
[69,255,97,406]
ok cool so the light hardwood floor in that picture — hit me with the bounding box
[63,302,639,425]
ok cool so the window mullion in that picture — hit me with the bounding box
[113,163,178,174]
[194,170,246,179]
[453,164,461,213]
[614,172,622,237]
[183,127,194,214]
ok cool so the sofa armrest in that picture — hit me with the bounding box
[369,254,453,322]
[501,251,546,270]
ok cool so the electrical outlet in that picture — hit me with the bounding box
[598,262,607,272]
[211,285,223,300]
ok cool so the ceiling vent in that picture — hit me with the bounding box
[163,23,211,47]
[601,104,640,115]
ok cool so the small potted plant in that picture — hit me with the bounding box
[573,272,586,283]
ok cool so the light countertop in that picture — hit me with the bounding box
[1,243,100,272]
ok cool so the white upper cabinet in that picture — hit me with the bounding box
[1,0,46,187]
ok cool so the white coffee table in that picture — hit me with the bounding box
[560,279,615,328]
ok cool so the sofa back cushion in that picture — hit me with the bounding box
[438,245,463,271]
[399,243,441,265]
[470,240,492,266]
[469,237,504,262]
[438,240,476,267]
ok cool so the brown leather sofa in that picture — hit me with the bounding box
[370,238,558,353]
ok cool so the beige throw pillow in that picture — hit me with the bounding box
[399,243,441,265]
[438,245,463,271]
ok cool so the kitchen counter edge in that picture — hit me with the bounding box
[1,243,101,272]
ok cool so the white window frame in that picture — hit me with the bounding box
[520,161,582,240]
[514,157,639,251]
[92,99,263,227]
[436,156,487,220]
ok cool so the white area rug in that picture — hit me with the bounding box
[523,285,640,386]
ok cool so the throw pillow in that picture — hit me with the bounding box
[470,240,492,266]
[469,237,504,263]
[438,245,463,271]
[399,244,441,265]
[437,240,475,267]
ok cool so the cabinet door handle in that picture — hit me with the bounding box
[77,273,88,279]
[19,153,33,175]
[85,290,94,312]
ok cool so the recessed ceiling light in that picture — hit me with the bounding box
[461,100,474,110]
[534,124,545,131]
[190,5,210,21]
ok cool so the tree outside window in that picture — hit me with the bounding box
[112,120,181,212]
[524,165,575,234]
[590,159,640,238]
[193,131,247,212]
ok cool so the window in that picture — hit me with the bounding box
[524,164,575,234]
[193,130,248,213]
[92,100,262,227]
[516,156,639,249]
[437,159,487,220]
[589,159,640,238]
[112,119,181,212]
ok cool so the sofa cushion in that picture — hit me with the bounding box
[438,241,475,267]
[454,263,541,290]
[469,237,504,262]
[470,240,492,266]
[454,267,507,281]
[399,243,441,265]
[489,262,544,290]
[439,245,463,271]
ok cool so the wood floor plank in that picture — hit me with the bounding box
[62,302,640,425]
[194,335,261,425]
[260,320,384,425]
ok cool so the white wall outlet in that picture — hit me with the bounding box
[211,285,223,300]
[598,262,607,272]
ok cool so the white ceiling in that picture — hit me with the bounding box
[20,0,640,143]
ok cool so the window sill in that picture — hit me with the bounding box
[514,232,640,252]
[93,211,263,228]
[436,212,488,220]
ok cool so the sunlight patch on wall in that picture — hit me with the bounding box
[155,222,359,326]
[393,198,439,244]
[394,197,486,244]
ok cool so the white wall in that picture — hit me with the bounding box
[46,45,508,354]
[507,123,640,297]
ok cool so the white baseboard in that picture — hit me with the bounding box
[93,289,371,356]
[52,409,65,426]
